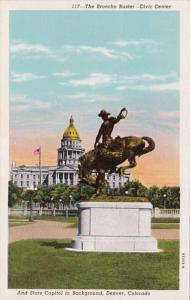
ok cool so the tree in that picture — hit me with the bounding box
[8,181,23,207]
[147,185,161,207]
[50,184,68,203]
[160,186,180,209]
[146,185,180,208]
[71,184,96,202]
[122,180,148,197]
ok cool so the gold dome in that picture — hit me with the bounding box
[63,116,80,140]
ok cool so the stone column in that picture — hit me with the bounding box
[62,172,65,184]
[65,173,68,185]
[68,173,71,186]
[74,173,77,185]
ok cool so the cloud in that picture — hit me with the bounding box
[116,72,177,89]
[59,73,114,87]
[135,82,179,92]
[10,40,51,54]
[56,92,121,104]
[11,72,46,83]
[133,72,177,81]
[66,93,87,99]
[10,40,62,61]
[52,71,76,77]
[112,39,159,48]
[58,71,178,91]
[10,40,133,62]
[112,39,161,54]
[10,95,52,112]
[116,79,179,92]
[158,111,179,119]
[10,95,29,104]
[63,44,132,60]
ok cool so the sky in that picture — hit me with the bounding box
[9,11,179,187]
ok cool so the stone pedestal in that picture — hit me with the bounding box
[71,202,158,252]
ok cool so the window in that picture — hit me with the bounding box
[27,181,29,187]
[20,174,23,178]
[33,175,35,179]
[27,174,29,179]
[113,182,115,188]
[20,181,23,186]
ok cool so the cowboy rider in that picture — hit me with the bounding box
[94,108,128,160]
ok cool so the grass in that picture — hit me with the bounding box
[9,222,30,228]
[9,215,29,227]
[8,239,179,290]
[33,216,78,224]
[151,223,179,229]
[152,217,179,223]
[9,215,27,220]
[8,215,78,228]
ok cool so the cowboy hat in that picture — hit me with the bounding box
[98,109,110,117]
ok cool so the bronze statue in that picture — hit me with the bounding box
[94,108,127,161]
[79,108,155,189]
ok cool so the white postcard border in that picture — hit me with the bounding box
[0,1,189,299]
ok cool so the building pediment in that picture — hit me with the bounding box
[56,165,77,172]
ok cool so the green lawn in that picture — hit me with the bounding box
[151,223,179,229]
[9,215,27,220]
[9,239,179,290]
[9,216,29,227]
[152,217,179,223]
[33,216,78,224]
[9,222,30,228]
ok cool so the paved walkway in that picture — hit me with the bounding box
[9,220,179,244]
[9,220,77,244]
[152,229,179,240]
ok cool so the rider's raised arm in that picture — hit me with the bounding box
[113,108,128,124]
[111,114,123,124]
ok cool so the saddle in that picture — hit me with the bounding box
[95,136,124,162]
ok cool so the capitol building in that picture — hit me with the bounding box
[10,116,130,189]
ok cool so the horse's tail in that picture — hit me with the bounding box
[140,136,155,155]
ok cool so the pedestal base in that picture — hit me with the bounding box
[70,202,159,253]
[71,236,158,252]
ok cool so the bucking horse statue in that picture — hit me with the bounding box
[79,107,155,189]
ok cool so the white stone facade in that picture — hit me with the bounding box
[10,166,49,188]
